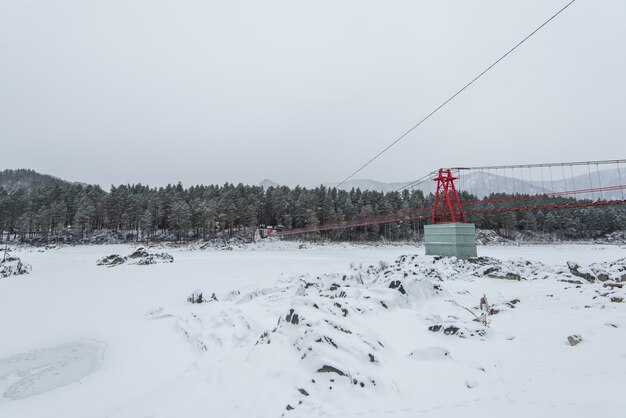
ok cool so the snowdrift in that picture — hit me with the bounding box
[169,253,625,416]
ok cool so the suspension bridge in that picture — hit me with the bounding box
[275,1,624,247]
[277,159,626,237]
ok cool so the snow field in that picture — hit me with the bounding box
[0,242,625,418]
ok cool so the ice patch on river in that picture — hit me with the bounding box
[0,339,105,400]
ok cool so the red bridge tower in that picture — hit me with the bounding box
[431,169,466,224]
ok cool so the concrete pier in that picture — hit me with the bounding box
[424,223,477,259]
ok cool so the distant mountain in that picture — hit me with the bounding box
[0,169,84,192]
[322,179,410,193]
[455,168,624,200]
[259,179,280,189]
[543,168,624,201]
[322,168,624,200]
[454,171,551,198]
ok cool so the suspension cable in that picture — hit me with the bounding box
[335,0,578,188]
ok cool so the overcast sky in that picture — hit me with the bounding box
[1,0,624,188]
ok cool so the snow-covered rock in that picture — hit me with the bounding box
[96,247,173,267]
[188,236,253,251]
[0,256,31,278]
[96,254,125,267]
[476,229,516,246]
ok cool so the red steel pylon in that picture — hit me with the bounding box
[431,169,466,224]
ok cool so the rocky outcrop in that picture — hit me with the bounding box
[567,335,582,346]
[97,247,174,267]
[567,262,595,283]
[0,256,31,278]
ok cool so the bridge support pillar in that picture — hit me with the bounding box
[424,223,477,259]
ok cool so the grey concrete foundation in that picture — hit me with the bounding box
[424,223,477,259]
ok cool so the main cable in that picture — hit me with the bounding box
[395,170,437,192]
[335,0,577,189]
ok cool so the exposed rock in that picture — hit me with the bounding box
[285,309,300,325]
[187,290,204,304]
[428,325,442,333]
[388,280,406,295]
[128,248,150,259]
[0,256,31,278]
[465,379,479,389]
[560,279,584,285]
[132,249,174,265]
[443,326,460,335]
[97,247,173,267]
[482,267,499,276]
[490,298,521,314]
[505,273,522,281]
[567,335,582,346]
[476,229,515,246]
[96,254,125,267]
[597,273,610,282]
[488,272,522,281]
[315,336,338,349]
[467,256,497,266]
[428,324,486,338]
[610,297,623,303]
[567,261,595,283]
[190,235,253,251]
[317,365,346,376]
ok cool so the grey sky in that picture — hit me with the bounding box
[1,0,624,188]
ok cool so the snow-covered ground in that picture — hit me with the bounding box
[0,242,625,418]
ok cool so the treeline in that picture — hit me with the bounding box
[0,181,624,244]
[467,194,626,239]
